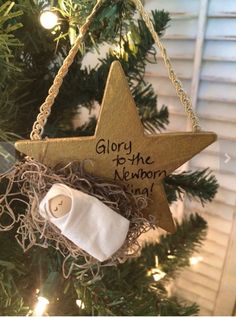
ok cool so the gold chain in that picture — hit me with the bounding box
[31,0,201,140]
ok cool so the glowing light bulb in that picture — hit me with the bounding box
[40,10,58,29]
[76,299,85,309]
[34,296,49,316]
[152,268,167,282]
[147,255,167,282]
[189,255,203,266]
[167,254,176,259]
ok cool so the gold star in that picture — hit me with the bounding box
[15,61,217,233]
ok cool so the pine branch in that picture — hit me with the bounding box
[0,0,171,138]
[67,214,206,316]
[165,168,218,205]
[0,214,205,315]
[44,8,170,136]
[0,231,29,315]
[54,1,140,50]
[141,214,207,278]
[132,83,169,132]
[0,1,23,87]
[0,1,23,141]
[157,297,199,316]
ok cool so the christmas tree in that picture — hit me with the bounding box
[0,1,218,315]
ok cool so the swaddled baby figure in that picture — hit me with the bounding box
[39,183,130,261]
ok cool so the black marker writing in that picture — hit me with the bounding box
[114,167,166,181]
[96,138,132,155]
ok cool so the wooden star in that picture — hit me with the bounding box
[15,61,217,233]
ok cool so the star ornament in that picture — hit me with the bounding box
[15,61,217,233]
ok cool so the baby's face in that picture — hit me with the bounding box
[49,194,72,218]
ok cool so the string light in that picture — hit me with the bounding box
[33,296,49,316]
[40,10,58,29]
[152,268,167,282]
[147,255,166,282]
[76,299,85,309]
[167,254,176,259]
[189,255,203,266]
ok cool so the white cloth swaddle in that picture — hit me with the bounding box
[39,183,130,261]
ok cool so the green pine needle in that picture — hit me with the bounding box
[165,168,218,205]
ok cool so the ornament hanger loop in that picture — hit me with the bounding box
[30,0,201,141]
